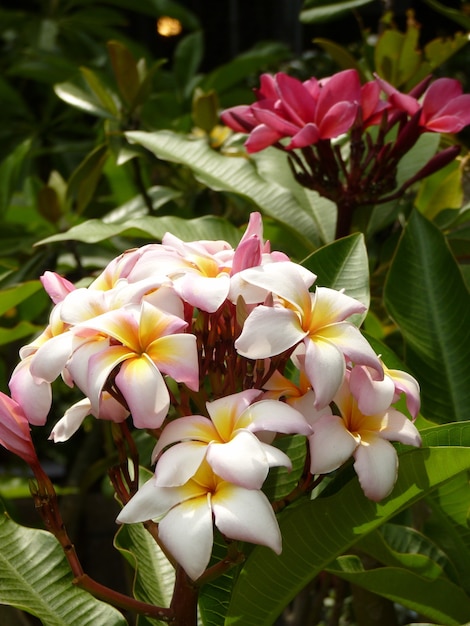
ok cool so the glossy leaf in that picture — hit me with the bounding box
[301,233,369,322]
[0,281,42,316]
[415,159,463,219]
[358,523,454,581]
[300,0,375,23]
[54,81,118,119]
[107,40,141,108]
[66,144,109,214]
[262,435,307,502]
[125,130,326,250]
[384,210,470,423]
[226,446,470,625]
[37,215,242,247]
[114,522,174,626]
[328,556,470,624]
[0,504,126,626]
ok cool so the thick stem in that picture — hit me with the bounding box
[170,566,199,626]
[335,197,356,239]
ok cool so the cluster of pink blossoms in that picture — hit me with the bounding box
[221,69,470,152]
[1,213,421,580]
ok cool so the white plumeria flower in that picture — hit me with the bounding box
[235,262,382,408]
[152,389,312,490]
[117,460,282,581]
[68,301,199,429]
[307,375,422,501]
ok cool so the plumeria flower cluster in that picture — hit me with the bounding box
[221,69,470,237]
[1,212,421,581]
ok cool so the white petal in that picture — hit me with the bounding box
[260,442,293,470]
[303,337,346,408]
[152,415,216,461]
[29,332,76,382]
[117,478,184,524]
[309,414,358,474]
[353,435,398,501]
[206,431,269,489]
[213,484,281,554]
[154,442,207,487]
[376,408,422,447]
[235,305,306,358]
[174,273,230,313]
[49,399,90,442]
[242,399,312,436]
[158,496,213,580]
[235,261,316,308]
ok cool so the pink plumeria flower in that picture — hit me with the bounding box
[349,362,420,418]
[222,69,361,152]
[0,392,40,467]
[117,460,282,580]
[235,262,382,408]
[308,376,421,501]
[152,389,311,490]
[377,75,470,133]
[70,301,198,428]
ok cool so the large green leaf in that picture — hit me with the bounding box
[0,280,42,316]
[226,446,470,625]
[0,505,126,626]
[36,215,242,247]
[125,130,324,251]
[301,233,369,323]
[384,209,470,423]
[327,556,470,624]
[300,0,375,23]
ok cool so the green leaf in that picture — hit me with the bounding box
[107,40,141,108]
[54,81,118,119]
[173,31,203,97]
[0,321,45,346]
[384,210,470,423]
[125,130,326,250]
[66,144,109,214]
[374,23,422,86]
[300,0,375,23]
[415,159,463,219]
[0,505,126,626]
[421,0,470,30]
[80,67,120,117]
[301,233,369,323]
[0,281,42,316]
[114,523,174,626]
[0,139,32,214]
[313,38,366,77]
[202,43,290,95]
[357,523,454,581]
[36,215,242,247]
[262,435,307,502]
[327,558,470,624]
[226,446,470,625]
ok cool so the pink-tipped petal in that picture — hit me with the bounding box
[241,399,311,435]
